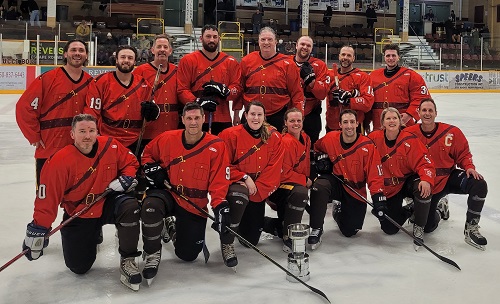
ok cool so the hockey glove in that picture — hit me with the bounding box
[329,89,340,106]
[300,62,316,87]
[371,193,388,221]
[315,153,333,174]
[143,162,169,189]
[211,201,231,235]
[196,96,219,113]
[23,222,49,261]
[108,175,138,193]
[141,100,160,122]
[202,80,230,99]
[337,89,352,106]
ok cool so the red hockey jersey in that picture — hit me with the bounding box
[240,51,304,115]
[177,51,242,123]
[219,124,284,202]
[314,131,384,198]
[16,67,93,159]
[33,136,139,229]
[326,67,374,131]
[133,62,180,139]
[368,129,435,198]
[406,123,475,194]
[281,132,311,186]
[370,67,430,131]
[84,72,151,147]
[142,130,230,216]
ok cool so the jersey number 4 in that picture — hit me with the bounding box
[31,97,39,110]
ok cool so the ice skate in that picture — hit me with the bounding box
[437,196,450,220]
[412,224,424,251]
[161,216,176,244]
[464,218,487,251]
[120,256,142,291]
[221,242,238,271]
[142,249,161,286]
[308,228,323,250]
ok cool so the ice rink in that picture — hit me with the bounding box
[0,93,498,304]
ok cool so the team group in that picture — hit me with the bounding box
[14,24,488,291]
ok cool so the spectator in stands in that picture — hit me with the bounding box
[323,5,333,26]
[268,18,278,32]
[20,0,29,20]
[0,4,5,20]
[366,4,377,29]
[76,20,91,41]
[424,9,434,21]
[450,10,456,22]
[444,17,454,43]
[257,1,264,16]
[138,35,151,62]
[99,0,107,15]
[5,5,20,20]
[130,33,140,50]
[27,0,40,27]
[452,22,463,43]
[251,9,263,34]
[480,26,490,56]
[470,28,480,55]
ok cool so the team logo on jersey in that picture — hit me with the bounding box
[405,142,410,148]
[362,147,368,152]
[312,62,319,67]
[209,147,218,153]
[424,169,433,177]
[111,144,117,148]
[231,87,237,95]
[284,60,290,65]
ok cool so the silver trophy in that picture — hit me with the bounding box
[286,223,310,282]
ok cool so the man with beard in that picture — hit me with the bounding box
[325,45,374,133]
[238,27,304,132]
[16,39,94,187]
[177,24,242,135]
[368,44,430,132]
[84,45,157,152]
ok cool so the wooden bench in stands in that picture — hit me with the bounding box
[109,3,160,18]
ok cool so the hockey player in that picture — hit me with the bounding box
[406,98,488,250]
[177,24,242,135]
[218,101,284,266]
[308,109,386,249]
[84,45,158,151]
[264,108,311,252]
[326,45,374,133]
[368,43,431,132]
[238,27,304,132]
[133,34,180,146]
[16,39,93,186]
[139,102,231,281]
[368,107,435,250]
[22,114,143,291]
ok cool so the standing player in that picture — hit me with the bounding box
[308,109,386,249]
[139,103,231,281]
[238,27,304,132]
[219,101,284,265]
[368,43,431,132]
[368,107,435,250]
[22,114,143,291]
[326,45,373,133]
[133,34,180,147]
[84,45,158,151]
[16,39,93,186]
[177,24,242,135]
[406,98,488,250]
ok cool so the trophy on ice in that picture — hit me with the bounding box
[286,223,310,282]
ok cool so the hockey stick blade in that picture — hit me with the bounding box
[0,189,113,273]
[331,174,461,271]
[164,181,331,303]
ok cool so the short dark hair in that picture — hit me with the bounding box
[383,43,400,56]
[153,34,171,46]
[116,45,138,60]
[71,114,97,129]
[419,97,437,110]
[63,39,88,65]
[182,102,204,116]
[339,109,358,122]
[202,24,218,35]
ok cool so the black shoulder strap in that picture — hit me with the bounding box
[166,138,222,170]
[191,54,229,88]
[380,134,417,163]
[373,67,409,92]
[39,77,93,119]
[104,78,146,111]
[425,125,455,149]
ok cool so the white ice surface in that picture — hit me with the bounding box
[0,93,499,304]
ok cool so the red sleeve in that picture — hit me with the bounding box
[451,127,475,171]
[116,138,140,177]
[281,136,306,185]
[176,55,197,104]
[227,58,243,111]
[349,72,374,113]
[406,136,435,186]
[252,130,284,201]
[365,143,385,196]
[208,141,231,209]
[84,77,103,119]
[286,61,305,113]
[308,60,329,101]
[15,75,46,144]
[406,71,431,120]
[218,128,246,182]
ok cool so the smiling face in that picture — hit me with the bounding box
[151,37,172,62]
[340,113,358,142]
[71,120,98,154]
[181,108,205,137]
[245,104,265,130]
[258,29,277,58]
[339,46,355,69]
[284,111,303,138]
[419,100,437,127]
[64,41,87,68]
[295,36,313,61]
[201,29,219,53]
[384,49,400,69]
[116,49,136,73]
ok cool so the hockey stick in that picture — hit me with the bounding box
[331,174,461,270]
[135,63,163,157]
[0,188,113,273]
[208,112,213,134]
[164,181,331,303]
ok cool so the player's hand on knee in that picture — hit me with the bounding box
[23,222,49,261]
[108,175,138,193]
[371,193,387,221]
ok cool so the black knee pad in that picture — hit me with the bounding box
[175,247,199,262]
[68,264,92,275]
[145,189,175,214]
[141,197,166,218]
[113,194,140,217]
[227,184,249,202]
[339,226,359,237]
[468,178,488,199]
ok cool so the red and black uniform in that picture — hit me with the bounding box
[16,67,93,184]
[177,51,242,134]
[326,67,374,132]
[84,72,151,148]
[141,130,230,260]
[33,136,140,272]
[133,62,180,140]
[406,123,487,232]
[219,124,284,246]
[310,132,385,237]
[240,52,304,132]
[369,129,435,233]
[370,67,430,131]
